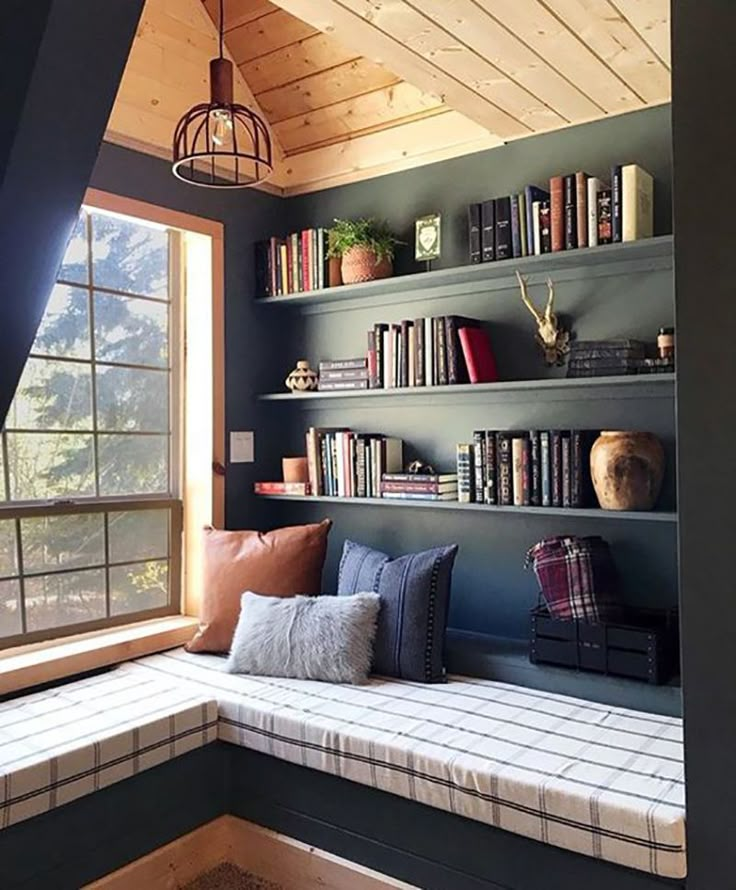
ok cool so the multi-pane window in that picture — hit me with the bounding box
[0,208,182,645]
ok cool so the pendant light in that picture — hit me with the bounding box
[172,0,273,188]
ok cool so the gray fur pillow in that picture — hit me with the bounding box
[226,591,381,684]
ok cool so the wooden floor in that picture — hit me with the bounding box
[86,816,416,890]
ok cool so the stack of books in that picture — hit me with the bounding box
[319,358,368,391]
[468,163,653,263]
[367,316,498,388]
[305,427,403,498]
[567,339,646,378]
[457,429,599,508]
[255,228,329,297]
[380,473,458,502]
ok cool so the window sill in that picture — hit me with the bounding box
[0,615,198,697]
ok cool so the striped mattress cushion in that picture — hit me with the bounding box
[121,649,686,879]
[0,665,217,830]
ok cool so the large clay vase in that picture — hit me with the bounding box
[341,246,392,284]
[590,431,665,511]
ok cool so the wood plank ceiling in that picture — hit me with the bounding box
[107,0,671,195]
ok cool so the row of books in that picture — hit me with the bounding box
[255,229,329,297]
[468,164,654,263]
[305,427,404,498]
[566,339,675,378]
[364,316,498,389]
[456,429,599,508]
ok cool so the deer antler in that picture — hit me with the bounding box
[544,278,556,322]
[516,271,542,324]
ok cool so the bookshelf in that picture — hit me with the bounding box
[255,235,679,713]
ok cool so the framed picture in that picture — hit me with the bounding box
[415,214,441,262]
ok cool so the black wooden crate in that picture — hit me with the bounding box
[529,606,679,684]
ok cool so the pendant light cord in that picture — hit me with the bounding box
[219,0,224,59]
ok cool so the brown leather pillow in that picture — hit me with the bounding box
[186,519,332,654]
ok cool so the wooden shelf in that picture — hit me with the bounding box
[257,494,676,523]
[445,629,681,717]
[256,236,673,315]
[259,373,675,404]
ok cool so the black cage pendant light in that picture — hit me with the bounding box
[172,0,273,188]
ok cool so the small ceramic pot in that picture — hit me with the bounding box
[285,360,318,393]
[590,431,665,511]
[283,457,309,483]
[340,246,392,284]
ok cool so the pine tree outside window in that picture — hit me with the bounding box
[0,207,184,645]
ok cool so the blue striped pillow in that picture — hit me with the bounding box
[337,540,458,682]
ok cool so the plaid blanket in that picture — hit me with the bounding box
[526,535,621,621]
[122,649,686,879]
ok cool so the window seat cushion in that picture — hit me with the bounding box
[121,649,686,880]
[0,665,217,830]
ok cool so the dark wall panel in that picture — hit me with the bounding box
[286,105,673,275]
[0,0,144,427]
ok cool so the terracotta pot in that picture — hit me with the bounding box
[590,431,665,511]
[282,457,309,483]
[285,360,318,393]
[340,246,392,284]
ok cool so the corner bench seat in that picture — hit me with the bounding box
[0,665,217,830]
[121,649,686,880]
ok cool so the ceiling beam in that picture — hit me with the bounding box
[265,0,522,139]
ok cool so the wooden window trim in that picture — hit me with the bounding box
[0,615,198,696]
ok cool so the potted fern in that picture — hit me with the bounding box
[327,218,402,284]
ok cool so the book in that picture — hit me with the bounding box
[383,473,458,483]
[367,330,378,389]
[597,189,613,244]
[414,318,426,387]
[611,165,623,242]
[494,197,512,260]
[458,326,499,384]
[383,327,393,389]
[510,194,522,258]
[484,431,497,505]
[381,481,459,494]
[587,177,602,247]
[518,192,528,257]
[374,323,387,388]
[532,201,542,256]
[473,430,485,505]
[400,320,413,387]
[481,200,495,262]
[496,433,513,506]
[436,317,448,386]
[575,172,589,248]
[550,430,563,507]
[561,433,572,507]
[456,443,474,503]
[563,174,577,250]
[524,186,549,255]
[254,481,311,496]
[319,358,368,371]
[511,436,526,507]
[318,379,369,391]
[382,492,458,501]
[571,430,598,508]
[549,175,564,252]
[255,241,270,297]
[539,430,551,507]
[424,317,433,386]
[319,369,369,382]
[539,201,552,254]
[301,230,310,292]
[622,164,654,242]
[529,430,541,507]
[468,203,482,264]
[408,328,416,387]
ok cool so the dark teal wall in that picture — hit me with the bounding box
[286,105,673,275]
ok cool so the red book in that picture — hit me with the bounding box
[254,482,311,496]
[549,175,564,252]
[458,326,499,384]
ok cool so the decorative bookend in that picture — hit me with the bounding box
[515,271,571,366]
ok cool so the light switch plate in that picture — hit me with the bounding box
[230,431,254,463]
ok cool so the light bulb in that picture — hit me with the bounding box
[210,108,233,147]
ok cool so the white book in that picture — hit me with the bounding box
[392,326,400,388]
[587,176,601,247]
[622,164,654,242]
[317,228,324,290]
[532,201,542,256]
[424,317,433,386]
[396,327,403,387]
[335,432,345,498]
[383,330,393,389]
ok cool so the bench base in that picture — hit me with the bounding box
[0,743,684,890]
